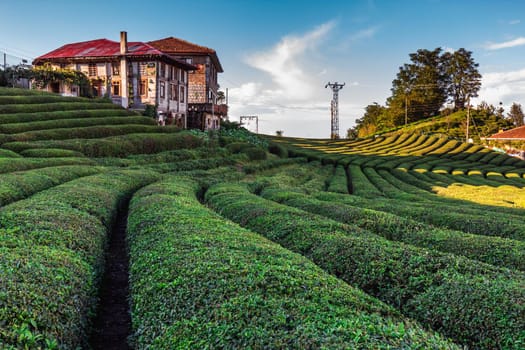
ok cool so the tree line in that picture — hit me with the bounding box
[349,48,524,138]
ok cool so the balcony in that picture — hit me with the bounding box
[188,103,228,116]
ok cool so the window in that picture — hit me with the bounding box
[160,81,165,99]
[112,81,120,96]
[170,84,178,101]
[160,63,165,78]
[139,80,147,96]
[112,63,120,76]
[88,63,97,77]
[179,85,185,103]
[139,62,147,76]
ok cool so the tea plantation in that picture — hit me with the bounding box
[0,87,523,349]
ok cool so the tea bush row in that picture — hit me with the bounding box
[126,176,458,349]
[0,169,160,348]
[0,116,155,134]
[205,183,525,349]
[0,165,103,206]
[260,186,525,271]
[0,156,96,174]
[0,101,119,114]
[0,109,133,124]
[2,132,205,157]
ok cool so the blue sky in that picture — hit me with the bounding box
[3,0,525,138]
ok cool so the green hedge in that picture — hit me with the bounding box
[0,95,95,105]
[10,124,174,142]
[127,176,458,349]
[261,186,525,271]
[326,165,349,194]
[0,157,96,174]
[205,183,525,349]
[0,116,155,134]
[0,109,133,124]
[0,169,160,349]
[0,165,103,206]
[3,132,205,157]
[0,87,54,96]
[0,102,121,114]
[20,148,87,158]
[0,149,20,157]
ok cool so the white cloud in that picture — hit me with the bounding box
[349,26,379,41]
[484,37,525,50]
[509,19,521,25]
[474,67,525,107]
[245,21,335,100]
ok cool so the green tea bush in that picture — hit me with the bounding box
[127,176,458,349]
[0,165,102,206]
[243,157,307,174]
[267,141,288,158]
[326,165,349,194]
[0,95,91,105]
[20,148,87,158]
[0,157,96,174]
[10,124,171,142]
[205,183,525,349]
[240,146,267,160]
[0,148,20,157]
[0,169,160,348]
[0,116,155,134]
[0,109,132,124]
[0,102,118,114]
[261,186,525,271]
[225,141,252,154]
[3,132,205,157]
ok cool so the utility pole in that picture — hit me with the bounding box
[465,95,471,143]
[325,81,345,139]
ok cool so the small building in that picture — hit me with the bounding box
[486,126,525,158]
[148,37,227,131]
[33,32,195,127]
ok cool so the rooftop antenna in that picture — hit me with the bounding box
[325,82,345,139]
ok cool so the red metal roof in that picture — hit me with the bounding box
[33,38,196,70]
[487,125,525,140]
[35,39,164,59]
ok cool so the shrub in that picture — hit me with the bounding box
[3,132,205,157]
[0,169,160,348]
[205,183,525,349]
[0,148,20,157]
[127,176,457,349]
[225,141,252,154]
[20,148,86,158]
[240,146,267,160]
[268,141,288,158]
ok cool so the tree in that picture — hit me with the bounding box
[353,103,391,137]
[389,48,446,123]
[507,102,525,127]
[216,90,226,104]
[442,48,481,110]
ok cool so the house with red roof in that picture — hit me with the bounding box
[33,32,196,128]
[148,37,227,131]
[486,125,525,158]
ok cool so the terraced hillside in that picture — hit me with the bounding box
[0,87,523,349]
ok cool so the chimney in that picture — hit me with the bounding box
[120,31,128,54]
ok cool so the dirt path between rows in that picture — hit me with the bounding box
[89,204,132,349]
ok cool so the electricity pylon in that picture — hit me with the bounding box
[325,82,345,139]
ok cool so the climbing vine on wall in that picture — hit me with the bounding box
[32,63,92,97]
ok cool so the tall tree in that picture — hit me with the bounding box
[507,102,525,127]
[389,48,446,123]
[442,48,481,110]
